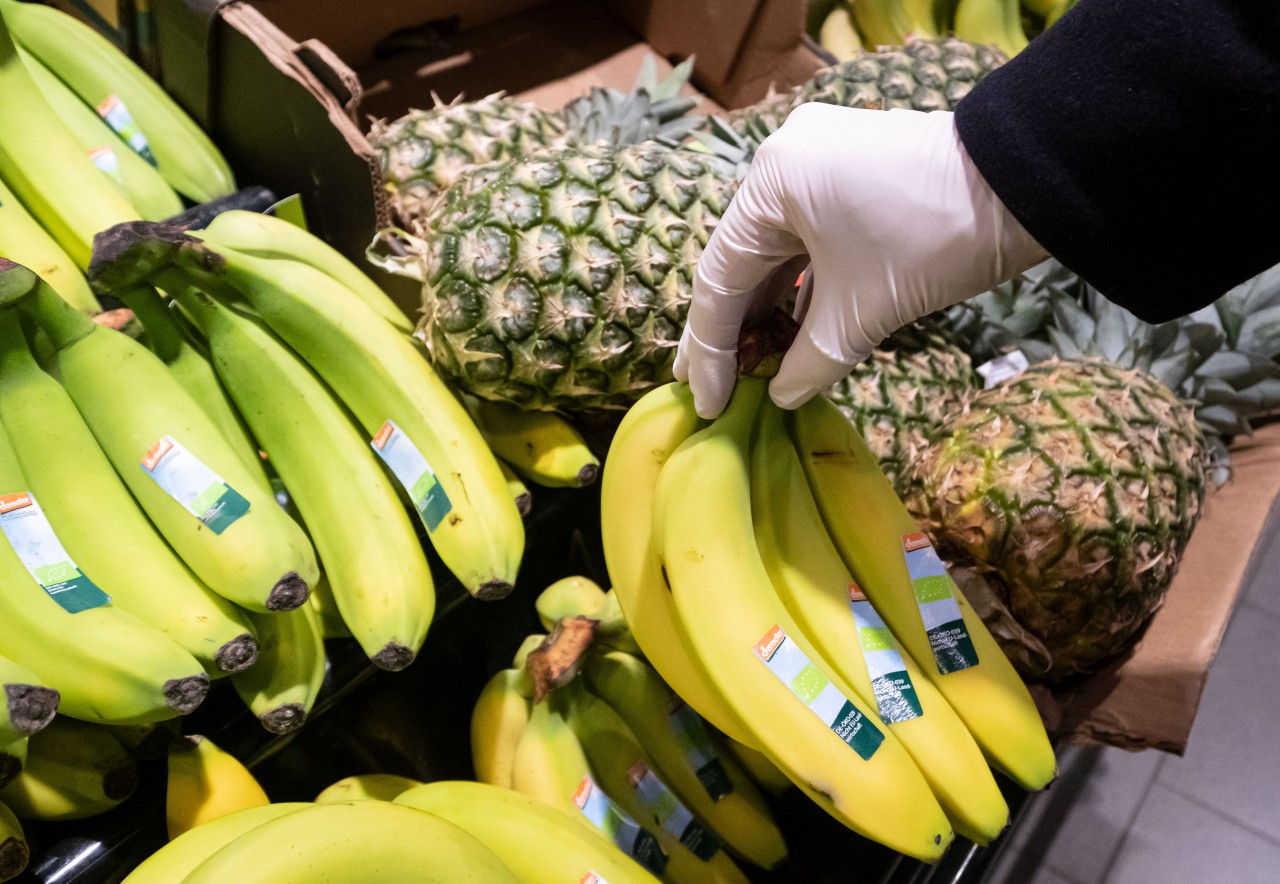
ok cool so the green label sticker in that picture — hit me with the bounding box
[848,583,922,723]
[573,775,668,876]
[754,624,884,761]
[902,534,979,674]
[629,761,721,861]
[371,420,452,532]
[666,696,733,801]
[96,94,157,165]
[140,436,250,534]
[0,492,111,614]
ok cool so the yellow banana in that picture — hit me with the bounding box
[820,4,865,61]
[230,602,326,735]
[717,737,794,798]
[0,799,26,882]
[788,394,1057,791]
[180,799,520,883]
[751,398,1008,844]
[0,655,57,746]
[599,381,755,747]
[165,734,270,840]
[0,717,136,821]
[655,378,953,861]
[314,773,425,804]
[509,696,595,819]
[173,284,434,669]
[596,588,645,655]
[0,0,234,204]
[851,0,913,49]
[954,0,1028,57]
[307,571,352,640]
[465,395,601,488]
[0,172,98,312]
[471,667,533,789]
[395,780,662,884]
[581,649,788,870]
[536,575,609,631]
[498,457,533,517]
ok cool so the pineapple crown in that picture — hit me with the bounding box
[556,55,705,148]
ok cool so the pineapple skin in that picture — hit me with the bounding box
[417,143,737,412]
[904,358,1209,682]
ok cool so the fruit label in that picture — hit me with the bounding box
[579,875,609,884]
[627,759,721,861]
[87,145,125,185]
[848,582,923,723]
[573,775,668,876]
[370,420,452,532]
[140,436,250,535]
[666,695,733,800]
[753,624,884,760]
[95,95,157,166]
[902,534,979,674]
[0,493,111,613]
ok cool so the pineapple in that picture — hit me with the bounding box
[904,358,1210,682]
[412,143,738,412]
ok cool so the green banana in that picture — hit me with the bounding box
[0,655,56,747]
[0,741,24,791]
[0,798,26,882]
[954,0,1028,57]
[535,575,609,631]
[0,716,137,821]
[0,172,98,312]
[314,773,425,804]
[0,0,234,204]
[230,602,326,735]
[470,667,533,789]
[851,0,912,49]
[173,285,434,669]
[497,457,533,517]
[6,267,319,613]
[0,309,259,676]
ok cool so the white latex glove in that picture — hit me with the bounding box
[673,103,1049,418]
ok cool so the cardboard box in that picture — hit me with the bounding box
[146,0,826,314]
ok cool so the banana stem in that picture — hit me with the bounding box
[0,259,39,307]
[0,308,36,376]
[117,285,187,362]
[13,272,97,350]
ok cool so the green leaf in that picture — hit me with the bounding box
[1237,304,1280,357]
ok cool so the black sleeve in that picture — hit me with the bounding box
[953,0,1280,323]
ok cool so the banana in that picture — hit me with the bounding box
[560,684,752,884]
[104,720,181,761]
[953,0,1028,57]
[464,395,601,488]
[751,399,1009,845]
[0,799,26,882]
[6,266,319,612]
[536,575,609,631]
[581,650,787,870]
[0,655,57,746]
[717,737,794,798]
[122,802,313,884]
[307,571,352,640]
[0,741,24,791]
[0,173,98,312]
[599,381,756,748]
[231,602,327,735]
[819,4,864,61]
[0,0,234,204]
[120,227,523,600]
[0,10,139,268]
[509,695,595,820]
[596,588,645,656]
[395,780,662,884]
[197,210,413,334]
[0,716,136,821]
[173,284,434,668]
[179,800,520,883]
[166,734,270,840]
[498,457,533,517]
[471,667,533,789]
[850,0,912,49]
[788,394,1057,791]
[314,773,425,804]
[513,633,550,670]
[900,0,943,36]
[0,307,260,676]
[16,45,183,222]
[654,378,954,861]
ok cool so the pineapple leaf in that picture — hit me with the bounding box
[1196,350,1280,389]
[1049,292,1095,347]
[1233,377,1280,411]
[1046,326,1084,360]
[1237,304,1280,358]
[1092,298,1132,363]
[1195,403,1253,436]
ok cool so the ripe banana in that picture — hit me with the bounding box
[0,173,98,312]
[0,717,136,821]
[536,575,609,631]
[788,394,1057,791]
[464,395,601,488]
[395,780,662,884]
[599,381,755,747]
[0,0,235,204]
[178,800,520,883]
[121,802,313,884]
[596,588,645,656]
[0,741,24,791]
[166,734,270,840]
[470,667,533,789]
[498,457,533,517]
[142,230,522,600]
[197,209,413,334]
[0,799,26,882]
[751,399,1008,845]
[230,602,327,735]
[173,285,434,669]
[0,9,139,268]
[819,4,864,61]
[0,307,260,676]
[654,378,953,861]
[314,773,425,804]
[10,268,319,612]
[0,655,58,746]
[851,0,912,49]
[581,649,788,870]
[953,0,1028,58]
[307,571,352,640]
[900,0,944,37]
[509,695,595,820]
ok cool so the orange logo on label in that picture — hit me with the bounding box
[371,421,395,450]
[626,760,649,787]
[141,437,174,471]
[96,94,119,116]
[848,582,867,602]
[572,775,594,809]
[0,493,33,514]
[903,532,932,552]
[580,875,601,884]
[754,624,786,661]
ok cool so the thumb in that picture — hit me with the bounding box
[768,274,868,410]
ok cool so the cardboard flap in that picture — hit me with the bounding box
[600,0,765,86]
[152,0,239,127]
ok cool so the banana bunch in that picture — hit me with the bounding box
[601,376,1058,861]
[0,716,138,822]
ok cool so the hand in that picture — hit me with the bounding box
[673,103,1048,418]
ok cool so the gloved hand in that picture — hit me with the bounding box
[672,102,1049,418]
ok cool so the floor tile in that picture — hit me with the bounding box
[1155,604,1280,835]
[1104,784,1280,884]
[1242,525,1280,620]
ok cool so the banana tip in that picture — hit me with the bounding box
[473,579,515,601]
[215,634,260,674]
[164,673,211,714]
[265,573,311,611]
[372,643,416,672]
[260,705,308,735]
[0,838,29,880]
